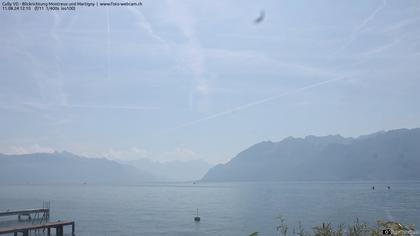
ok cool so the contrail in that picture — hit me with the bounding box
[62,104,158,110]
[174,77,347,129]
[50,12,68,106]
[106,7,111,82]
[330,0,387,58]
[356,0,387,32]
[18,102,158,111]
[126,7,168,47]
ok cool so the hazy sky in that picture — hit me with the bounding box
[1,0,420,163]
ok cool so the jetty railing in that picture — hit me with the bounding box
[0,208,49,221]
[0,202,75,235]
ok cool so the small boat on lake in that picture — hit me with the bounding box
[194,208,200,222]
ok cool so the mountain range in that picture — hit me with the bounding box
[0,151,156,184]
[201,128,420,181]
[0,151,212,184]
[2,128,419,184]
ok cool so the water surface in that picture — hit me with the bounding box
[0,182,419,236]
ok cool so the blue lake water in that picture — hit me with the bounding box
[0,182,419,236]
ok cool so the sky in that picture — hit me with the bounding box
[1,0,420,164]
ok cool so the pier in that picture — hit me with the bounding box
[0,220,74,236]
[0,208,50,221]
[0,203,75,235]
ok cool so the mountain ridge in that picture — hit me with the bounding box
[201,128,420,182]
[0,151,156,184]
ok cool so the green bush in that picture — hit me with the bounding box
[249,217,415,236]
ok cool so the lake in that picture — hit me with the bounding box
[0,182,419,235]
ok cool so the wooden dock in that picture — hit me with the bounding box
[0,220,74,236]
[0,208,49,221]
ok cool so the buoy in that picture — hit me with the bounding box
[194,208,200,222]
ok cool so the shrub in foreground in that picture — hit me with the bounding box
[249,216,416,236]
